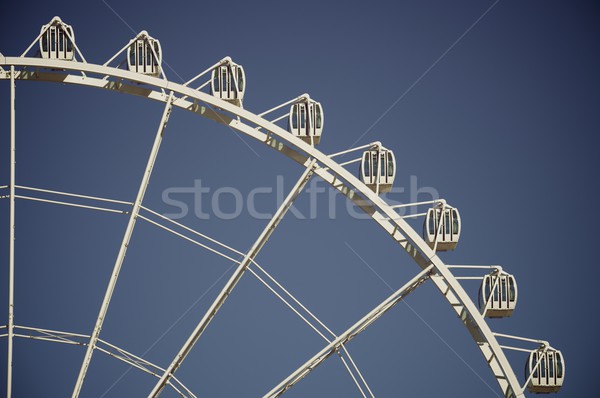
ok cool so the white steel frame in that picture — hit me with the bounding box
[0,47,557,398]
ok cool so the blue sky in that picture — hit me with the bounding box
[1,1,598,397]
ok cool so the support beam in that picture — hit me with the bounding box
[148,159,317,397]
[263,264,434,398]
[71,91,175,398]
[6,65,16,398]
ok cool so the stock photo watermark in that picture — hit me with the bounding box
[162,175,439,220]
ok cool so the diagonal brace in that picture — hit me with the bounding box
[71,91,175,398]
[148,159,317,397]
[263,264,434,398]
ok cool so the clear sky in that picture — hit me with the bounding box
[1,1,598,397]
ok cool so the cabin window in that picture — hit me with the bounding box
[213,70,219,92]
[428,212,435,235]
[291,106,298,129]
[222,68,228,92]
[146,46,152,68]
[58,30,64,52]
[66,29,73,51]
[138,44,143,67]
[509,278,515,301]
[364,156,371,177]
[452,210,459,234]
[540,356,546,378]
[316,106,322,129]
[237,68,244,91]
[370,153,376,177]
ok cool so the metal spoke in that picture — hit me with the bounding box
[71,91,175,398]
[6,66,16,398]
[0,56,542,398]
[15,195,128,214]
[263,265,434,398]
[246,266,374,397]
[138,203,373,395]
[148,159,317,397]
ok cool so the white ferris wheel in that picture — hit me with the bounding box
[0,16,565,398]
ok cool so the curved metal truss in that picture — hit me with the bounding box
[0,20,562,398]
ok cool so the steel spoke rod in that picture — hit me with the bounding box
[258,94,309,117]
[327,141,381,159]
[263,264,434,398]
[16,185,132,205]
[6,65,16,398]
[15,195,127,214]
[138,205,372,395]
[71,91,175,398]
[246,266,374,396]
[148,159,317,397]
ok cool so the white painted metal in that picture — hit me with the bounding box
[391,199,445,209]
[479,271,518,318]
[20,17,87,65]
[423,206,461,251]
[184,57,231,88]
[136,205,374,396]
[246,262,374,397]
[0,57,531,397]
[138,215,243,265]
[525,349,564,393]
[288,97,323,145]
[71,92,175,398]
[264,265,434,398]
[148,159,317,397]
[39,17,75,60]
[258,94,308,117]
[360,147,395,193]
[127,31,162,77]
[6,65,16,398]
[211,58,245,106]
[16,185,133,206]
[328,142,381,158]
[15,194,127,215]
[8,325,195,397]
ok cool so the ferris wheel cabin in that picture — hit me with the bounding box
[359,148,396,193]
[526,349,565,393]
[39,17,75,60]
[288,99,324,145]
[211,60,245,106]
[478,272,517,318]
[423,207,461,251]
[127,32,162,77]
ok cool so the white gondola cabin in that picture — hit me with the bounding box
[525,349,564,393]
[359,148,396,193]
[423,207,461,251]
[39,17,75,60]
[478,272,517,318]
[127,32,162,77]
[211,60,245,106]
[288,99,324,145]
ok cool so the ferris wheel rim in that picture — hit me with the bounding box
[0,56,524,398]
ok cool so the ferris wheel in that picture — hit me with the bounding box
[0,16,565,398]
